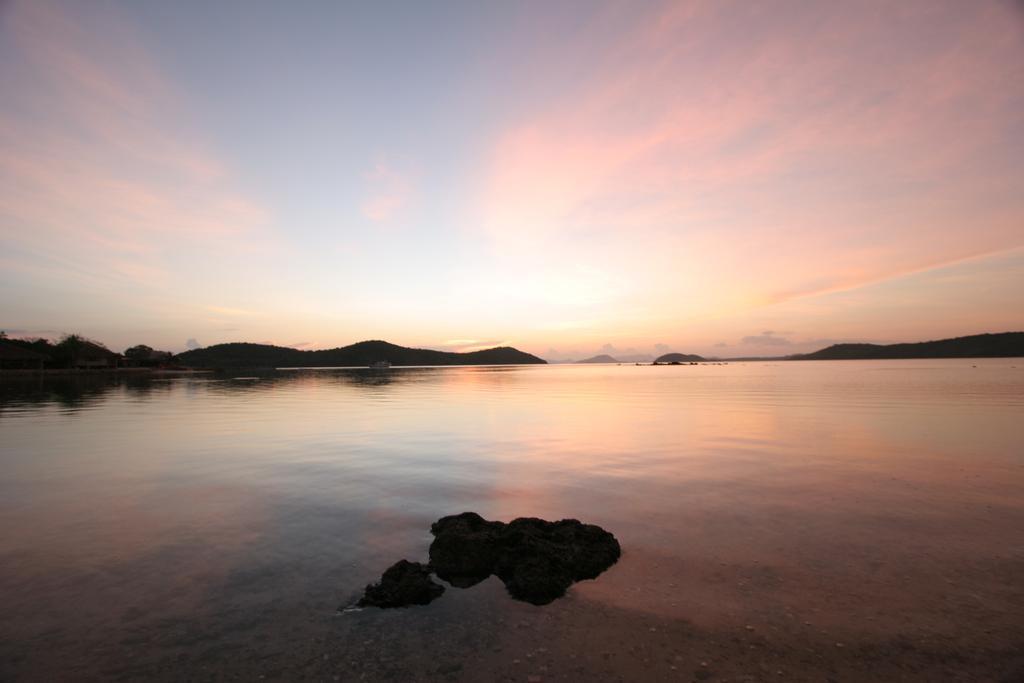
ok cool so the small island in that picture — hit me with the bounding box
[653,352,705,364]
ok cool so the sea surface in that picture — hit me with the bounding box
[1,360,1022,681]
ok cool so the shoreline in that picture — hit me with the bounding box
[0,368,213,378]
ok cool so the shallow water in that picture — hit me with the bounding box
[1,360,1022,681]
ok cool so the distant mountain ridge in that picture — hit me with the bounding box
[576,354,618,363]
[174,340,546,368]
[790,332,1024,360]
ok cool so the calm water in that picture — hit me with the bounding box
[1,360,1022,681]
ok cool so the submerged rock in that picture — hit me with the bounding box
[430,512,621,605]
[357,560,445,608]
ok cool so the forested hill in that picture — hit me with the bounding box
[790,332,1024,360]
[174,340,546,368]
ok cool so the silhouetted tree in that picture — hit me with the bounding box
[50,334,112,368]
[124,344,154,360]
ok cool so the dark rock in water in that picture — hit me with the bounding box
[357,560,445,608]
[429,512,621,605]
[429,512,505,587]
[355,513,620,608]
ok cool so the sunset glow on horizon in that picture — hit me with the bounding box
[2,0,1022,359]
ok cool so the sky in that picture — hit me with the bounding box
[1,0,1022,359]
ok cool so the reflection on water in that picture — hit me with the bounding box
[0,361,1022,681]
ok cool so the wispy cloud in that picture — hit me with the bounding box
[475,0,1024,321]
[741,331,792,347]
[361,159,413,223]
[437,339,509,353]
[0,0,269,294]
[205,306,262,318]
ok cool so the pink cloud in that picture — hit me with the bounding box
[474,0,1024,320]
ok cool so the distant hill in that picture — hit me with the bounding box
[174,340,546,368]
[576,354,618,363]
[790,332,1024,360]
[654,352,706,363]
